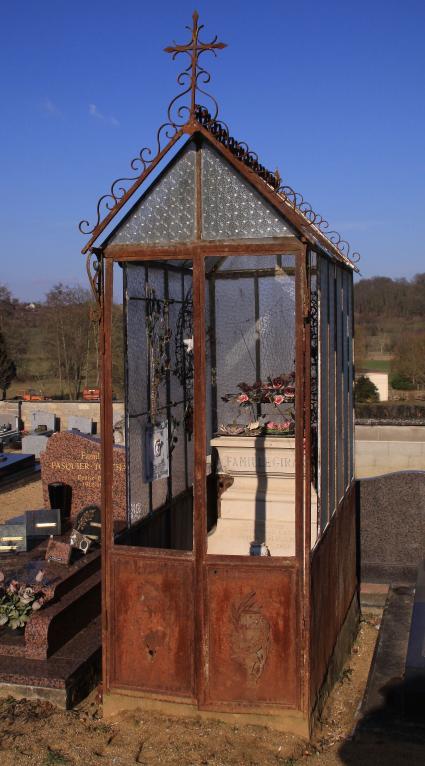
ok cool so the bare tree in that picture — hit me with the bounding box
[44,284,97,400]
[0,332,17,400]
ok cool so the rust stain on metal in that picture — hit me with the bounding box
[205,564,298,707]
[231,591,270,684]
[111,554,195,696]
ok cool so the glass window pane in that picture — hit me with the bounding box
[109,142,196,245]
[205,254,296,558]
[328,263,336,517]
[319,257,329,531]
[201,142,294,240]
[336,268,344,503]
[118,260,194,550]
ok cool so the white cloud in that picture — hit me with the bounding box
[88,103,119,126]
[42,97,63,118]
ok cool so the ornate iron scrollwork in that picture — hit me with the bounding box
[86,250,102,323]
[79,12,226,241]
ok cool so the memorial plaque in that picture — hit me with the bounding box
[26,508,62,537]
[145,421,169,482]
[75,505,101,542]
[0,523,27,553]
[30,410,56,432]
[40,431,126,522]
[70,529,92,555]
[45,537,72,565]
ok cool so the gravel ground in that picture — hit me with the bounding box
[0,616,404,766]
[0,478,44,523]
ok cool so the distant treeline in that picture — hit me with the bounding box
[354,273,425,319]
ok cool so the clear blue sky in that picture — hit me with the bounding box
[1,0,424,301]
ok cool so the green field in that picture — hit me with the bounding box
[360,359,392,373]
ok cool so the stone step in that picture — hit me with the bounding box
[0,615,101,709]
[25,570,101,660]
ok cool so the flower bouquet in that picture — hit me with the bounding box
[0,569,47,631]
[219,373,295,436]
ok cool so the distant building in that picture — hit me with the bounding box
[357,370,389,401]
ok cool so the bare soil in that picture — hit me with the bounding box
[0,614,405,766]
[0,482,423,764]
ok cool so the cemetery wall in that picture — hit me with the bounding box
[0,400,124,433]
[355,425,425,477]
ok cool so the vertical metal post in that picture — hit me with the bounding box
[101,255,114,694]
[193,252,207,705]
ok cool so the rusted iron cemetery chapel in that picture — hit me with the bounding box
[80,14,359,735]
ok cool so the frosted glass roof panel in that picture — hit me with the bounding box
[201,142,293,240]
[109,142,196,245]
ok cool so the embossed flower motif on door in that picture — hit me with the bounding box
[231,591,271,683]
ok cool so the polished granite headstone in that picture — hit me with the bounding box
[0,535,101,707]
[0,453,35,480]
[40,431,126,522]
[358,471,425,583]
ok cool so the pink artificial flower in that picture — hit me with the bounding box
[280,421,291,431]
[237,393,249,403]
[274,395,284,405]
[284,386,295,399]
[266,421,277,430]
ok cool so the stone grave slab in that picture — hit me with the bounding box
[0,453,35,480]
[40,431,126,522]
[30,410,57,432]
[68,415,93,435]
[21,432,52,459]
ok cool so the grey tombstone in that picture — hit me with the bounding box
[22,432,52,459]
[68,415,93,435]
[30,410,56,432]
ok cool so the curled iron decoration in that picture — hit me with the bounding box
[79,13,226,239]
[164,11,227,122]
[86,250,102,322]
[195,107,281,189]
[78,119,183,236]
[196,106,361,267]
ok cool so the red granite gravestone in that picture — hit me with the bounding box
[40,431,126,522]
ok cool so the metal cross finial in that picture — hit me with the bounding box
[164,11,227,117]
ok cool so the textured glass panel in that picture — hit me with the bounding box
[201,142,293,239]
[259,274,295,381]
[219,255,278,272]
[343,271,350,491]
[328,264,336,518]
[123,262,193,540]
[336,268,344,503]
[347,273,354,482]
[319,257,329,531]
[110,142,196,244]
[215,279,256,426]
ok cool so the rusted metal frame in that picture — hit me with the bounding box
[213,267,296,279]
[192,122,354,268]
[104,238,301,260]
[295,246,306,711]
[350,276,355,482]
[206,554,298,568]
[192,250,208,707]
[81,129,185,254]
[101,256,114,694]
[111,544,193,560]
[303,247,312,717]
